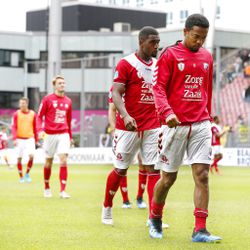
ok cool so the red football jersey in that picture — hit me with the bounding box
[37,93,72,138]
[211,123,221,146]
[153,41,213,124]
[113,53,160,131]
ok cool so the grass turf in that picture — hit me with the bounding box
[0,164,249,250]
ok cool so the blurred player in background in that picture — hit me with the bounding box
[150,14,221,242]
[0,126,12,168]
[12,97,37,183]
[102,26,164,227]
[108,86,147,209]
[210,116,229,174]
[37,75,73,199]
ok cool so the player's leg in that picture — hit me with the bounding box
[102,129,139,225]
[149,125,188,239]
[189,121,221,243]
[43,134,57,197]
[24,138,36,182]
[136,153,148,209]
[120,174,131,208]
[16,139,24,182]
[25,154,34,183]
[44,157,53,198]
[214,153,223,175]
[57,133,71,199]
[17,157,24,183]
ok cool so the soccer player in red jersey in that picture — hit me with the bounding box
[149,14,221,242]
[12,97,38,183]
[210,116,229,174]
[37,75,73,199]
[102,26,163,226]
[108,86,148,209]
[0,126,12,168]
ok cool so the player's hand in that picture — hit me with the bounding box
[123,115,137,131]
[165,114,181,128]
[38,131,45,140]
[13,140,17,147]
[70,139,75,147]
[35,142,41,149]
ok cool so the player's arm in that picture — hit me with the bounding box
[108,102,116,135]
[207,55,213,119]
[33,112,39,143]
[67,101,74,145]
[112,83,137,131]
[153,52,180,128]
[11,112,18,146]
[37,98,47,139]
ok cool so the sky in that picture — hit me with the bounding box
[0,0,48,32]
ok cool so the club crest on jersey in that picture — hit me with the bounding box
[52,101,58,108]
[178,62,185,71]
[203,63,209,70]
[114,71,119,79]
[65,104,69,109]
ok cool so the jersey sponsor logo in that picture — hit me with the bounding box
[183,89,202,99]
[185,75,203,85]
[139,81,154,104]
[178,62,185,71]
[54,109,66,124]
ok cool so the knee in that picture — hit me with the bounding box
[144,165,159,173]
[161,173,177,188]
[115,168,127,176]
[45,159,53,168]
[196,169,209,186]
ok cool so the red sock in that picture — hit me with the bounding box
[137,170,147,200]
[147,171,160,214]
[44,167,51,189]
[59,164,68,192]
[120,175,129,203]
[211,158,220,168]
[17,162,23,178]
[194,207,208,232]
[26,158,33,174]
[150,199,165,219]
[104,169,123,207]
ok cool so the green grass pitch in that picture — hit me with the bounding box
[0,164,249,250]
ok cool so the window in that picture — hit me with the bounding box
[216,5,221,19]
[123,0,129,4]
[136,0,144,7]
[0,50,24,67]
[166,12,173,25]
[0,92,23,109]
[180,10,188,23]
